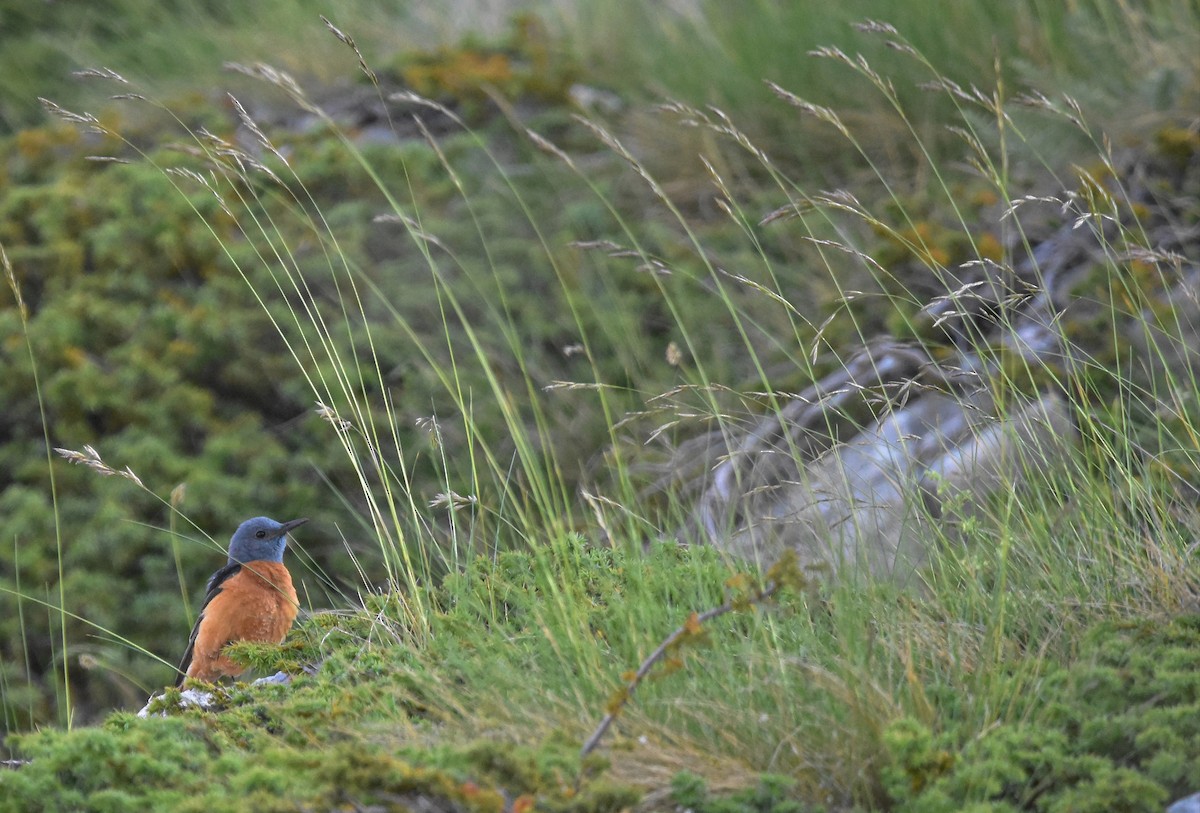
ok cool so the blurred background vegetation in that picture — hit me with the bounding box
[0,0,1197,752]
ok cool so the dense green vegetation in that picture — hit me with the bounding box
[1,0,1199,810]
[3,541,1198,810]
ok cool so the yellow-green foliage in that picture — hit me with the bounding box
[880,616,1200,811]
[0,52,849,729]
[394,14,577,119]
[0,123,372,724]
[0,540,741,812]
[670,772,812,813]
[1155,126,1200,167]
[4,539,1198,810]
[2,5,1199,809]
[0,715,638,813]
[4,79,1197,742]
[0,87,661,726]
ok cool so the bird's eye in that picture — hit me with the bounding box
[255,530,267,539]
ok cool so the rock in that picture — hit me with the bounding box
[1168,792,1200,813]
[136,672,292,717]
[681,147,1200,581]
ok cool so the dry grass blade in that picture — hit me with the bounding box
[224,62,315,113]
[2,242,27,319]
[571,114,670,200]
[72,67,129,84]
[54,446,145,487]
[226,94,277,154]
[759,199,816,226]
[764,81,850,137]
[388,91,466,129]
[38,98,98,125]
[320,15,377,82]
[525,128,575,168]
[428,492,477,510]
[568,239,625,253]
[853,19,899,36]
[315,402,354,432]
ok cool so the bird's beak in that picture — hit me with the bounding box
[279,517,309,536]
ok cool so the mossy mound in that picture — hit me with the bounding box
[881,615,1200,811]
[1,715,639,813]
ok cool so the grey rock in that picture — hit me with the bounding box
[1168,792,1200,813]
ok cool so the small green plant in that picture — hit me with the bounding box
[671,771,812,813]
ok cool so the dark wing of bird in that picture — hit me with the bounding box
[175,562,242,687]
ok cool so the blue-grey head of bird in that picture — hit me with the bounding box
[227,516,308,565]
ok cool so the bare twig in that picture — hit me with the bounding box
[580,552,804,759]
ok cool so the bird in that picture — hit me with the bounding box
[175,516,307,687]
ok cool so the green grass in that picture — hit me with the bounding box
[0,0,519,133]
[2,539,1197,809]
[2,1,1200,810]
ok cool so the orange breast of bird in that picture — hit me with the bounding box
[186,561,298,683]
